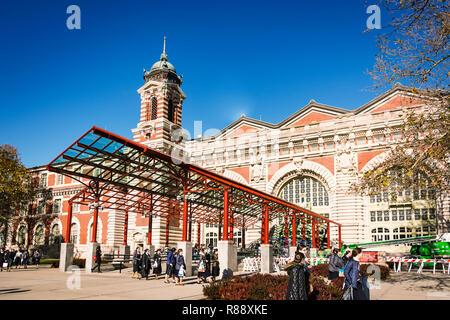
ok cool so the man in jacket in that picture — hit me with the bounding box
[165,248,176,283]
[141,249,152,280]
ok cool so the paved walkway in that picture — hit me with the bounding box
[0,266,448,300]
[0,266,206,300]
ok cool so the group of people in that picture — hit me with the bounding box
[284,246,370,300]
[0,248,41,271]
[131,247,163,281]
[196,247,220,283]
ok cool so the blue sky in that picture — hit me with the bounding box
[0,0,387,167]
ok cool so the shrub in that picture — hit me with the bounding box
[203,272,342,300]
[310,264,329,277]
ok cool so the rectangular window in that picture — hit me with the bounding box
[370,195,375,203]
[391,210,397,221]
[414,209,421,220]
[39,173,47,188]
[53,199,61,214]
[377,211,383,222]
[429,208,436,219]
[385,235,390,241]
[406,209,412,221]
[399,210,405,221]
[421,208,428,220]
[428,189,435,200]
[73,203,80,213]
[370,211,375,222]
[420,190,427,200]
[376,193,382,202]
[57,174,63,185]
[383,192,389,202]
[37,200,45,215]
[384,210,389,221]
[393,234,399,240]
[413,190,419,200]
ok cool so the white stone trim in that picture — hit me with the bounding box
[223,169,249,185]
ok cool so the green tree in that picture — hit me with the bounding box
[355,0,449,196]
[0,144,37,241]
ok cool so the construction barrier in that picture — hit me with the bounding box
[243,257,330,273]
[386,257,450,274]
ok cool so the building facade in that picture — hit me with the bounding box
[2,42,448,257]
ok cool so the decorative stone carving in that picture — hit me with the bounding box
[336,137,357,173]
[250,151,263,183]
[293,157,304,174]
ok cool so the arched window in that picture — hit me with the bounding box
[167,99,175,122]
[50,224,61,244]
[371,228,390,241]
[279,176,329,217]
[151,97,158,120]
[34,225,45,245]
[89,223,101,243]
[206,232,217,248]
[18,226,27,246]
[70,223,79,244]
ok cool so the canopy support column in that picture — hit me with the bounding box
[147,213,153,245]
[197,221,201,246]
[91,196,99,243]
[312,219,316,248]
[65,202,73,243]
[327,222,330,249]
[338,225,342,249]
[123,210,128,246]
[182,194,189,242]
[222,188,229,241]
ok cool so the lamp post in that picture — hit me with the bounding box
[89,200,104,243]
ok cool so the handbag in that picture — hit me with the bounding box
[198,261,205,273]
[93,256,97,261]
[342,285,354,300]
[2,262,8,268]
[178,265,185,277]
[153,260,158,268]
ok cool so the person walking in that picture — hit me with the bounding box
[175,249,186,286]
[152,249,162,280]
[328,248,344,280]
[343,248,368,300]
[22,249,30,269]
[132,247,142,279]
[141,249,152,280]
[211,249,220,282]
[91,246,102,273]
[32,249,41,269]
[284,251,310,300]
[14,250,22,269]
[0,248,4,272]
[165,247,176,283]
[6,249,13,272]
[196,249,210,284]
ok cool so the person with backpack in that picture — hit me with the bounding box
[141,248,152,280]
[152,249,162,280]
[196,249,211,283]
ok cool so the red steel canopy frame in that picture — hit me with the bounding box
[47,126,342,248]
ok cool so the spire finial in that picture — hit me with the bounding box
[163,36,166,55]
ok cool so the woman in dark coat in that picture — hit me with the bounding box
[328,248,344,280]
[343,248,368,300]
[141,249,152,280]
[196,249,211,283]
[165,248,176,283]
[22,250,30,269]
[211,250,220,282]
[284,251,310,300]
[153,249,162,279]
[32,250,40,269]
[91,246,102,273]
[132,247,142,279]
[175,249,186,286]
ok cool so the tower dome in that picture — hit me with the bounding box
[144,37,181,85]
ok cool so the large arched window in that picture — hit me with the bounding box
[34,225,45,245]
[151,97,158,120]
[279,176,330,217]
[70,223,79,244]
[206,232,217,248]
[18,226,27,247]
[50,224,61,244]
